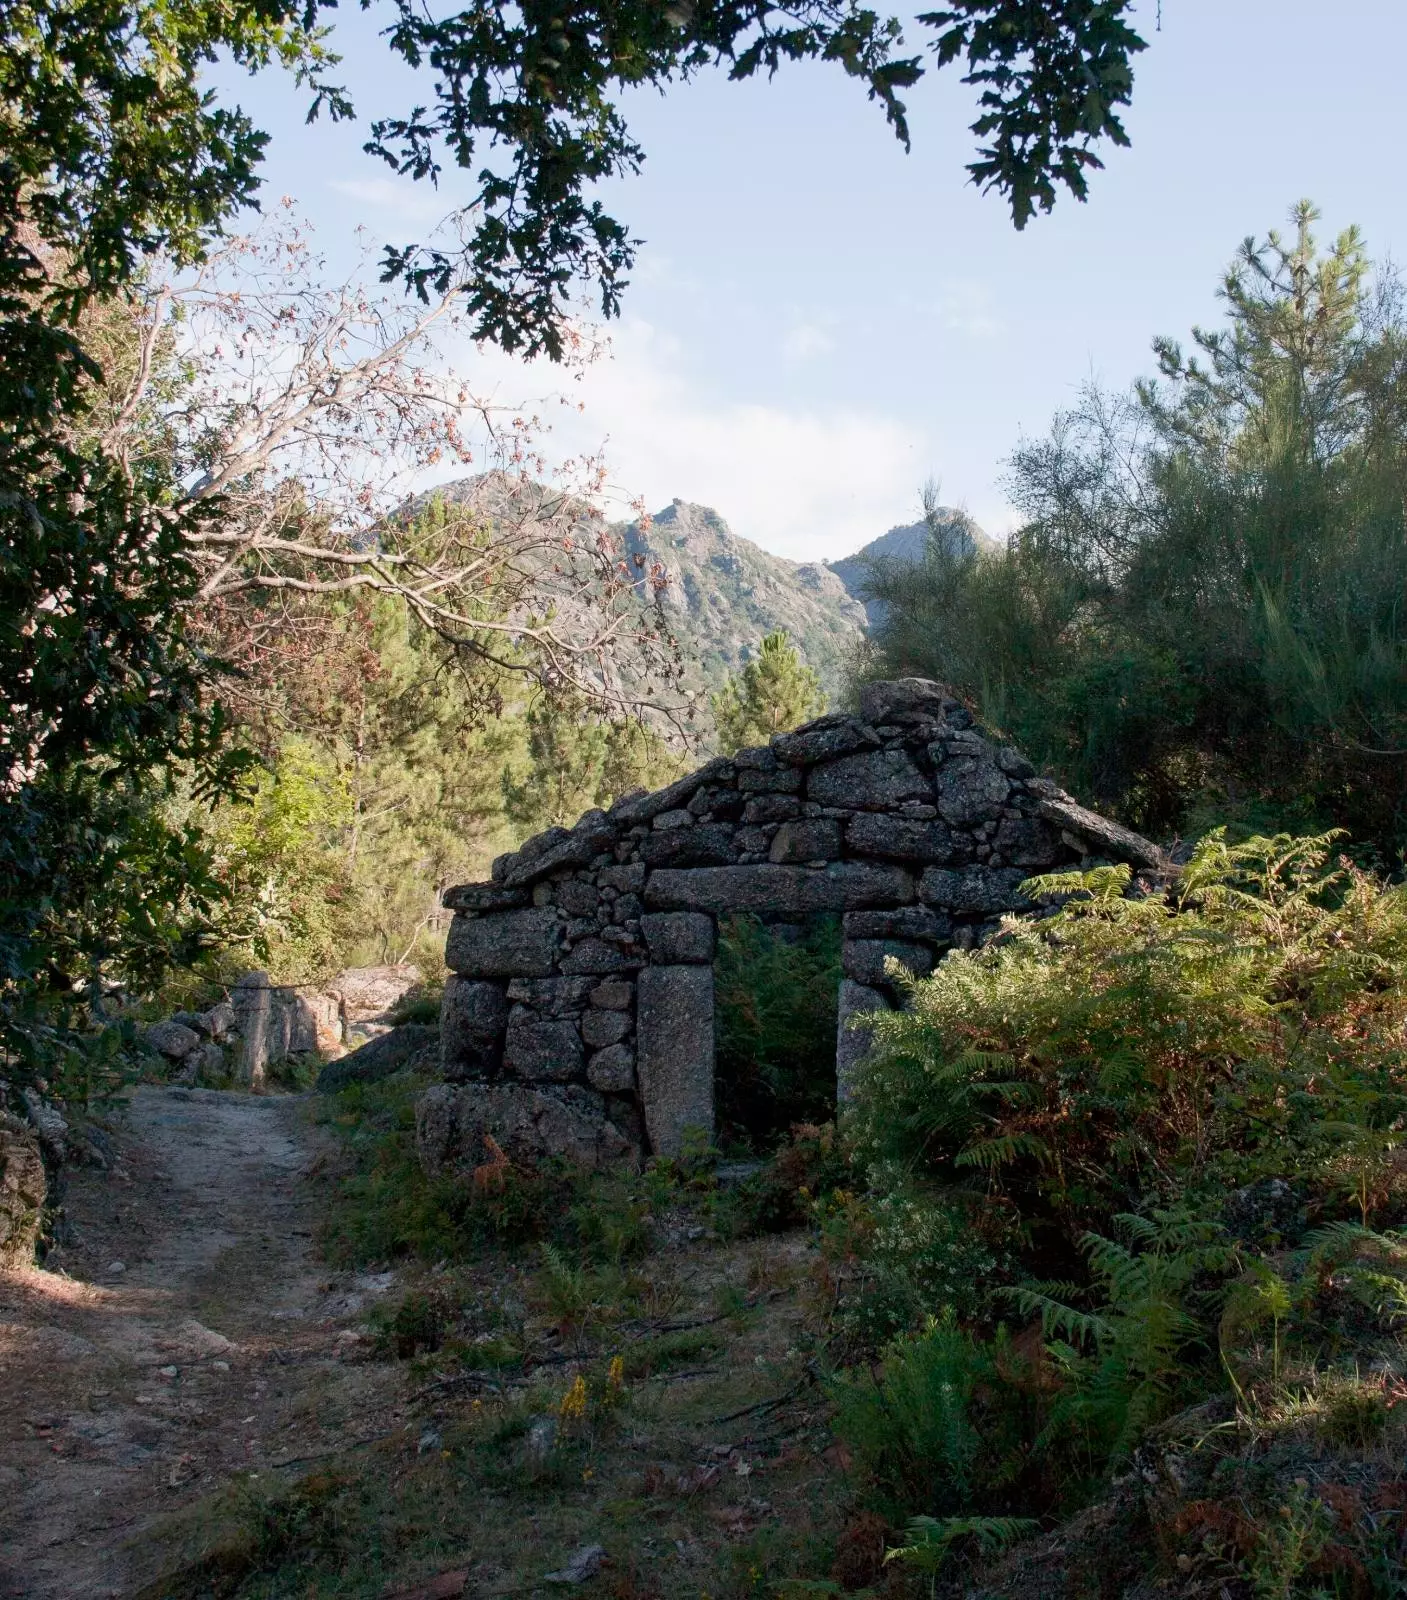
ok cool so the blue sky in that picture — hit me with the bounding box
[209,0,1407,560]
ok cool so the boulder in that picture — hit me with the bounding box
[640,912,716,964]
[0,1116,46,1266]
[445,910,560,978]
[440,977,509,1078]
[644,862,915,917]
[416,1082,636,1174]
[315,1024,438,1094]
[200,1000,235,1041]
[806,748,931,810]
[636,965,715,1158]
[329,963,423,1024]
[504,1011,584,1082]
[143,1019,202,1061]
[304,991,344,1055]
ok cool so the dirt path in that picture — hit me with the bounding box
[0,1086,405,1600]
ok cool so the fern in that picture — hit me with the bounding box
[886,1513,1038,1573]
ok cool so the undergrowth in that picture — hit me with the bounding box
[831,830,1407,1595]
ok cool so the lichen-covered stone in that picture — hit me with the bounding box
[440,977,509,1077]
[769,819,843,864]
[637,965,714,1158]
[582,1008,631,1048]
[919,866,1033,915]
[559,938,636,976]
[843,906,953,944]
[609,759,731,826]
[772,716,880,766]
[0,1117,45,1266]
[644,862,915,916]
[442,881,533,912]
[500,813,617,889]
[640,912,716,964]
[742,793,802,824]
[637,823,737,869]
[844,813,959,864]
[1036,796,1167,870]
[599,861,648,893]
[589,979,633,1011]
[807,748,931,810]
[504,1011,584,1082]
[416,1082,635,1174]
[858,679,956,725]
[505,976,596,1014]
[993,815,1065,868]
[445,909,560,978]
[836,981,888,1102]
[587,1043,637,1093]
[143,1019,202,1060]
[842,939,935,986]
[934,757,1010,826]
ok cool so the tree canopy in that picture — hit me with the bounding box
[865,203,1407,850]
[4,0,1146,358]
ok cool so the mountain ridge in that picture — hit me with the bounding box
[615,497,988,700]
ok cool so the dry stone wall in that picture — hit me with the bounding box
[422,679,1163,1175]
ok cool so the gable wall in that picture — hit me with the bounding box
[417,680,1163,1175]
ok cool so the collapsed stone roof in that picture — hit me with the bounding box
[421,679,1164,1175]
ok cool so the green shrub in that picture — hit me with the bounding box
[830,1314,1043,1523]
[851,830,1407,1266]
[829,829,1407,1580]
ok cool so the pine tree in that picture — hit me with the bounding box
[711,632,827,756]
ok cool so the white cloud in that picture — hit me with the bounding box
[557,321,928,560]
[417,317,933,561]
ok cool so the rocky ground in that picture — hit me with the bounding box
[0,1088,408,1599]
[0,1085,849,1600]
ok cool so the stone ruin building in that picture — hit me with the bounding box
[417,679,1163,1176]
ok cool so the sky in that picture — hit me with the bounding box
[208,0,1407,562]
